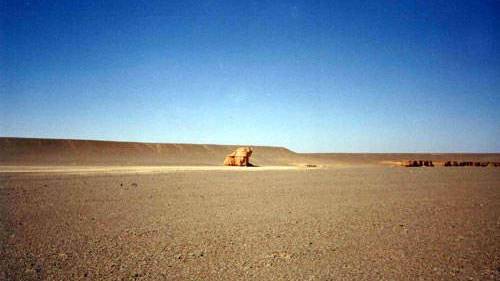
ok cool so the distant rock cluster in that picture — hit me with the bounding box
[403,160,434,167]
[402,160,500,167]
[442,161,499,167]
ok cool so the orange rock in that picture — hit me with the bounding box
[223,147,253,166]
[223,155,236,166]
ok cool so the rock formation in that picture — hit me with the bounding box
[224,147,253,166]
[423,160,434,167]
[405,160,499,168]
[402,160,433,167]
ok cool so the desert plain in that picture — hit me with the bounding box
[1,138,499,280]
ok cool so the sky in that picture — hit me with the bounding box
[1,0,499,152]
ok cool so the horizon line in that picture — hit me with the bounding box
[1,136,499,154]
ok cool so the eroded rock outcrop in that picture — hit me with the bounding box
[224,147,253,166]
[402,160,433,167]
[442,161,496,167]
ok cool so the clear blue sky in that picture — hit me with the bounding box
[1,1,499,152]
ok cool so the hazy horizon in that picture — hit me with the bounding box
[1,1,499,153]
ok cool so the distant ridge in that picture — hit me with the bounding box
[0,137,303,166]
[1,138,499,167]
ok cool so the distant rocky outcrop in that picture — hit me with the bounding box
[402,160,434,167]
[443,161,496,167]
[403,160,500,167]
[224,147,253,166]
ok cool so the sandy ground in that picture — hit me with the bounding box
[0,166,303,176]
[1,167,499,280]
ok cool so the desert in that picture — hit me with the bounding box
[1,138,499,280]
[3,1,500,280]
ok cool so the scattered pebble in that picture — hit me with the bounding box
[189,250,204,257]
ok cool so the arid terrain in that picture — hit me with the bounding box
[1,138,500,280]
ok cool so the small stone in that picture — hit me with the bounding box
[24,268,36,274]
[193,250,204,257]
[174,254,182,260]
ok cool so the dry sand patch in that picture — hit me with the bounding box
[1,167,499,280]
[0,165,303,176]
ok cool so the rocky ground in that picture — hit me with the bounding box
[1,167,499,280]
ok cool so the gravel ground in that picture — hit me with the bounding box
[1,167,499,280]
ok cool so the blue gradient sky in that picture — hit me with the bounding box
[1,1,499,152]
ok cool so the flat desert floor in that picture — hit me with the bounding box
[1,167,500,280]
